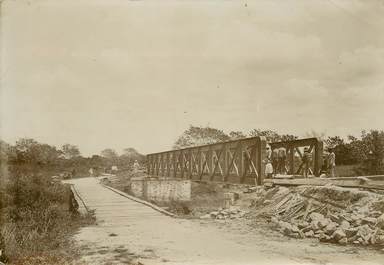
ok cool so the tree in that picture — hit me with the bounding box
[173,126,230,149]
[359,130,384,174]
[229,131,246,140]
[14,138,59,164]
[326,136,357,165]
[249,129,297,143]
[100,148,118,162]
[61,144,80,159]
[120,148,145,166]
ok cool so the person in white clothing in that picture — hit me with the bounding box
[265,159,273,178]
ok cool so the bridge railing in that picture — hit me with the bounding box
[269,137,323,177]
[147,137,267,185]
[147,137,324,184]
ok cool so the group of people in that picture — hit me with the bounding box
[264,145,336,178]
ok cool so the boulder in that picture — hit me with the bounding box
[369,211,382,218]
[301,225,312,233]
[362,217,377,225]
[210,211,219,217]
[291,232,304,239]
[324,222,338,235]
[357,224,373,242]
[296,221,309,229]
[338,238,348,245]
[318,218,330,229]
[309,212,324,222]
[290,225,300,234]
[279,221,294,235]
[310,220,320,231]
[305,230,315,238]
[376,214,384,229]
[374,235,384,245]
[345,227,358,238]
[270,216,279,224]
[340,220,350,230]
[330,214,342,224]
[200,214,211,219]
[319,233,331,242]
[332,229,346,242]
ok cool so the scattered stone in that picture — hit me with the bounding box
[324,222,338,235]
[356,225,373,242]
[290,225,300,234]
[331,229,346,242]
[340,220,350,230]
[318,218,330,229]
[270,216,279,224]
[338,238,348,245]
[376,214,384,229]
[309,212,324,222]
[319,233,331,242]
[210,211,219,217]
[305,230,315,238]
[200,214,211,219]
[310,220,320,231]
[362,217,377,225]
[279,221,293,235]
[344,227,358,238]
[369,211,382,218]
[297,221,309,229]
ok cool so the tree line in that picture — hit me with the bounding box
[0,139,145,178]
[173,126,384,175]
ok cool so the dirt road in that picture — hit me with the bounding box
[68,177,383,265]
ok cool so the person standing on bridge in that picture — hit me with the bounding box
[271,148,279,176]
[133,160,140,173]
[302,147,312,178]
[265,159,273,178]
[328,148,336,178]
[266,145,272,160]
[277,147,287,174]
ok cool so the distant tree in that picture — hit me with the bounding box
[249,129,281,142]
[61,144,80,159]
[359,130,384,174]
[249,129,297,143]
[229,131,246,140]
[100,148,118,164]
[326,136,357,165]
[173,125,230,149]
[120,148,145,166]
[0,140,16,162]
[14,138,59,164]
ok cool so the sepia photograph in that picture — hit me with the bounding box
[0,0,384,264]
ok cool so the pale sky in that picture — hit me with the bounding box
[1,0,384,156]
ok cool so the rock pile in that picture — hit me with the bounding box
[273,211,384,246]
[200,207,250,220]
[263,185,384,246]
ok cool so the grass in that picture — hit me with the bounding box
[0,163,95,264]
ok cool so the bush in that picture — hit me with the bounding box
[0,163,92,264]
